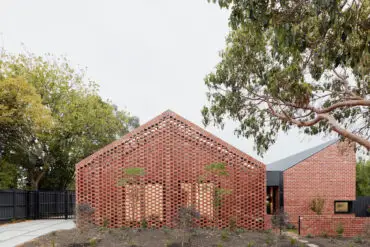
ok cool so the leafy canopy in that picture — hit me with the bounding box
[0,77,53,154]
[204,0,370,154]
[356,160,370,196]
[0,50,139,189]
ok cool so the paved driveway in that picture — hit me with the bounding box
[0,219,75,247]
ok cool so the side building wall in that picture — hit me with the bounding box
[300,215,370,237]
[283,142,356,226]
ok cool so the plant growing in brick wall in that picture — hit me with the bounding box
[117,167,146,226]
[309,197,325,215]
[200,163,232,224]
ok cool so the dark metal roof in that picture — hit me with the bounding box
[266,139,338,171]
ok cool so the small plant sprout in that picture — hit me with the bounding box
[89,237,97,247]
[246,241,255,247]
[290,237,297,246]
[336,222,344,237]
[220,230,229,241]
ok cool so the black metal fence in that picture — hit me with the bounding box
[353,196,370,217]
[0,190,75,222]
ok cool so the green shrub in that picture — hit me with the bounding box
[309,197,325,215]
[246,241,255,247]
[353,235,363,243]
[336,223,344,237]
[89,238,97,247]
[306,233,313,238]
[229,217,237,231]
[103,218,109,228]
[220,230,229,241]
[141,218,148,229]
[290,238,297,246]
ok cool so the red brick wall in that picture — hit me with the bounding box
[300,215,370,237]
[264,214,272,230]
[76,111,266,229]
[283,142,356,225]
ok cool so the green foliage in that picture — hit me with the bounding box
[228,217,236,232]
[356,160,370,196]
[246,241,255,247]
[201,163,232,209]
[309,197,325,215]
[321,231,328,238]
[118,167,145,186]
[220,230,229,241]
[336,222,344,237]
[123,167,146,177]
[353,235,363,244]
[0,160,18,189]
[205,162,229,176]
[214,188,232,208]
[141,218,148,229]
[103,218,109,228]
[89,237,97,247]
[0,51,139,189]
[204,0,370,154]
[289,238,297,246]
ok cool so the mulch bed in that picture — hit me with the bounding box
[20,227,369,247]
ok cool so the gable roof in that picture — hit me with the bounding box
[76,110,264,169]
[266,139,338,171]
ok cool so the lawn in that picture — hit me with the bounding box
[21,227,369,247]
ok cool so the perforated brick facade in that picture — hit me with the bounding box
[76,110,266,229]
[283,142,356,226]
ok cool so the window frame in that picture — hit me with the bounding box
[334,200,353,214]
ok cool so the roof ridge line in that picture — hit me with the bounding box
[267,139,339,171]
[76,110,265,169]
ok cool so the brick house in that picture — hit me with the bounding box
[76,110,266,229]
[266,140,356,226]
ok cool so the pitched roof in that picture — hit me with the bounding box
[76,110,264,169]
[266,139,338,171]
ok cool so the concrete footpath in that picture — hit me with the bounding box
[0,219,75,247]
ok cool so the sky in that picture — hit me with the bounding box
[0,0,335,163]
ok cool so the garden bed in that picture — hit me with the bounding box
[21,227,369,247]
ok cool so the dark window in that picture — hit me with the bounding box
[334,201,352,214]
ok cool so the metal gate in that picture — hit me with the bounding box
[0,190,75,222]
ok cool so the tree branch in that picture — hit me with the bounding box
[323,113,370,150]
[267,101,370,150]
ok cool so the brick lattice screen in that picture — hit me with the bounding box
[76,110,266,229]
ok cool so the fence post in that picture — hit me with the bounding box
[64,191,68,219]
[36,190,40,219]
[26,191,29,219]
[13,190,16,220]
[298,216,301,235]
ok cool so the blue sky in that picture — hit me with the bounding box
[0,0,334,163]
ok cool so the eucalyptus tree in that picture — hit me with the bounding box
[203,0,370,154]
